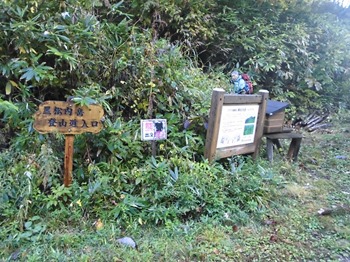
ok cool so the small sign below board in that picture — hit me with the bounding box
[33,101,104,134]
[141,119,167,141]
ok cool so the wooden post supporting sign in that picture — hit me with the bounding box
[64,134,75,187]
[33,100,104,186]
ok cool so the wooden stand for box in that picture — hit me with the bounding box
[263,100,303,162]
[264,131,303,163]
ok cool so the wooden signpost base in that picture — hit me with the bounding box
[64,134,74,187]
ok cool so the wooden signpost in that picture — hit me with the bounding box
[204,89,269,162]
[33,100,104,186]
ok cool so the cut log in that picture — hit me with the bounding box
[294,111,330,132]
[306,114,328,127]
[304,111,318,124]
[308,123,332,132]
[305,114,329,131]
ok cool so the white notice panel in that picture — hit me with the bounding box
[216,105,259,148]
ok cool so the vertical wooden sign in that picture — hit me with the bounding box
[33,101,104,186]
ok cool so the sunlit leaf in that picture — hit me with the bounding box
[5,82,12,95]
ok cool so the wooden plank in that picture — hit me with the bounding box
[252,90,269,159]
[64,135,74,186]
[34,101,104,134]
[266,138,274,162]
[204,88,225,161]
[280,127,294,133]
[216,144,256,159]
[269,111,285,118]
[265,132,303,140]
[264,126,284,133]
[264,119,284,126]
[267,138,284,163]
[223,94,262,104]
[287,138,302,161]
[265,112,285,123]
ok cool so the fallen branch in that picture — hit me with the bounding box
[303,111,318,124]
[317,205,350,216]
[308,123,332,132]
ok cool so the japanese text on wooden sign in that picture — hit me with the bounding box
[33,101,104,134]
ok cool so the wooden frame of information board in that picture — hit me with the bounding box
[204,89,269,162]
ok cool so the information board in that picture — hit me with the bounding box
[204,89,269,162]
[217,104,259,148]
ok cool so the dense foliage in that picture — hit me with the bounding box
[0,1,349,258]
